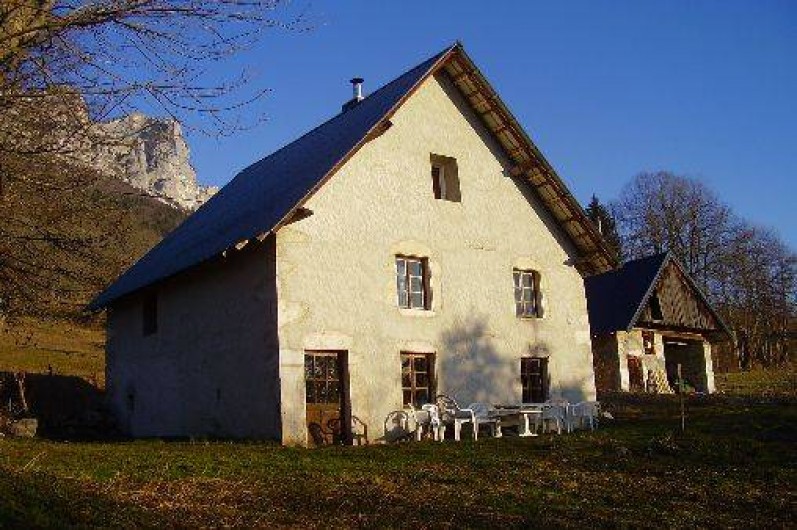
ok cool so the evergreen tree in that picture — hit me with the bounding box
[585,194,623,264]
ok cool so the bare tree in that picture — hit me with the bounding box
[721,225,796,368]
[0,1,305,320]
[612,172,736,292]
[1,1,306,131]
[612,171,796,368]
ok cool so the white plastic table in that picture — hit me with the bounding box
[494,404,548,437]
[517,403,547,437]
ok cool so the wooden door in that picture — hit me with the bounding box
[304,351,350,446]
[628,356,644,392]
[521,357,548,402]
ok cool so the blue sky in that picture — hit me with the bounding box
[184,1,796,248]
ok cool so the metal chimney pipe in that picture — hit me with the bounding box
[350,77,364,101]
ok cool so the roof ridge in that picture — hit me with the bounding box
[231,45,456,185]
[89,45,455,310]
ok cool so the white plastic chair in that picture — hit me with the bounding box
[468,402,500,440]
[435,395,475,441]
[542,400,568,434]
[571,401,600,431]
[383,410,413,443]
[406,404,429,441]
[421,404,444,441]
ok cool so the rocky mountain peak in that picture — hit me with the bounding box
[93,113,217,210]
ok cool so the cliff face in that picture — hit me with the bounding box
[94,113,218,210]
[2,89,213,210]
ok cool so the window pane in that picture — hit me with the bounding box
[408,260,422,277]
[410,292,424,309]
[530,358,542,374]
[513,271,520,288]
[313,356,325,379]
[396,258,406,276]
[327,357,339,380]
[403,390,413,407]
[416,389,429,406]
[317,382,328,403]
[401,356,411,372]
[402,373,412,388]
[516,303,524,317]
[522,273,533,287]
[398,290,409,308]
[410,276,423,293]
[523,288,534,302]
[304,356,313,378]
[305,381,315,403]
[328,382,340,402]
[416,372,428,387]
[514,286,522,304]
[413,356,427,372]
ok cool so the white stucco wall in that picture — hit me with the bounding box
[106,241,281,439]
[276,72,596,445]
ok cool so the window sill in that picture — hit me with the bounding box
[398,307,436,318]
[516,315,544,321]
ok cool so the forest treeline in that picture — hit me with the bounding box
[587,171,795,369]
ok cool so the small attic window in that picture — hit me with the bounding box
[649,292,664,322]
[430,154,460,202]
[142,292,158,336]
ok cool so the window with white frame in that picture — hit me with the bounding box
[396,256,429,310]
[513,269,542,318]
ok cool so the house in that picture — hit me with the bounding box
[91,43,616,445]
[585,252,732,395]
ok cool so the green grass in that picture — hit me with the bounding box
[715,365,797,396]
[0,319,105,385]
[0,325,794,527]
[1,395,794,528]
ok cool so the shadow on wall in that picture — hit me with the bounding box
[439,315,518,404]
[435,315,595,407]
[555,374,596,404]
[524,341,596,403]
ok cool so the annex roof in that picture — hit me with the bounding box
[584,252,732,338]
[91,43,615,310]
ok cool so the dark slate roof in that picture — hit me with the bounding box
[584,253,669,334]
[90,46,455,310]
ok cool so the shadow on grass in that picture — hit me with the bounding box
[0,468,165,528]
[0,394,793,528]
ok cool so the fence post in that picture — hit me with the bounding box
[678,364,685,433]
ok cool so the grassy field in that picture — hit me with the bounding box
[0,319,105,386]
[0,394,794,528]
[715,367,797,396]
[1,323,794,527]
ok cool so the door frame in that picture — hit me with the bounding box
[304,350,352,445]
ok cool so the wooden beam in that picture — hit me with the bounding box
[509,163,536,177]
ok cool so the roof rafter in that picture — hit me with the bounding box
[441,49,616,275]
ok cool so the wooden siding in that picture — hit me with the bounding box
[638,261,720,332]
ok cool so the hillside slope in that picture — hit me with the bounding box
[0,177,185,380]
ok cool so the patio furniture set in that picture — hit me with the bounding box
[390,395,601,442]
